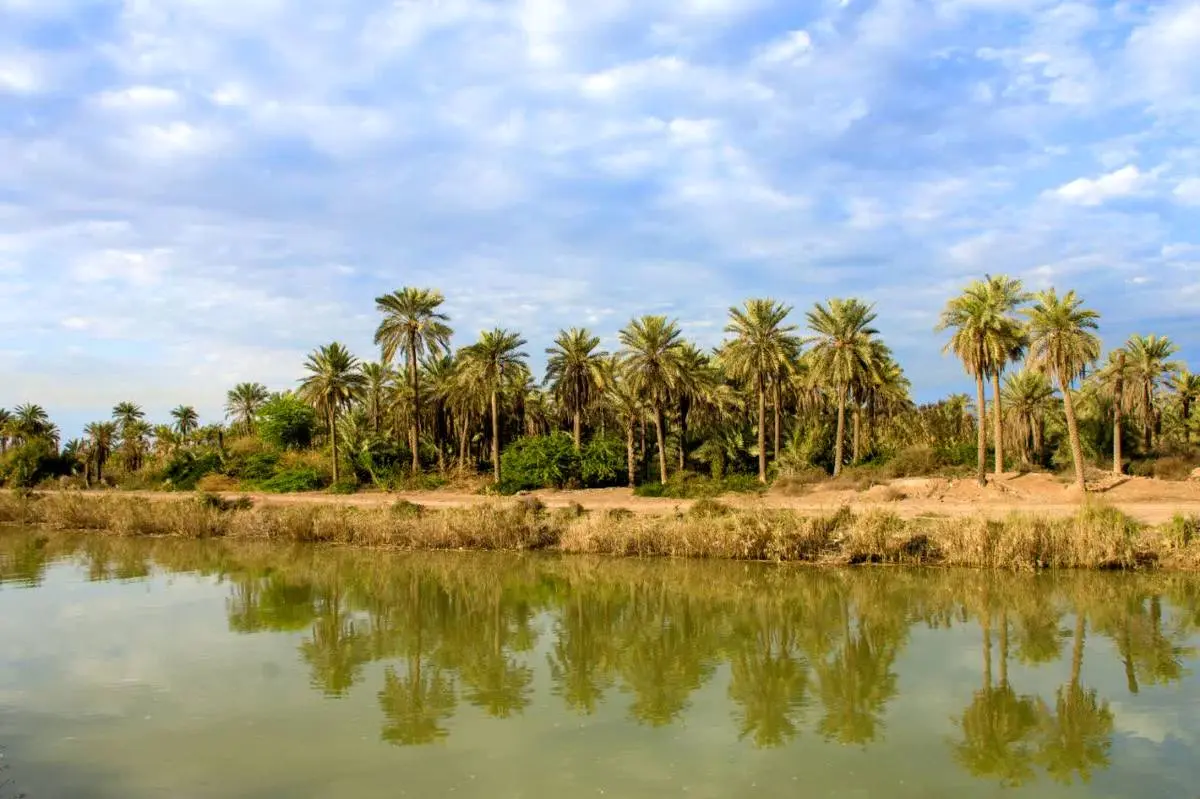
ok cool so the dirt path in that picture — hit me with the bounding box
[47,473,1200,525]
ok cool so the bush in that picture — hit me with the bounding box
[499,433,580,493]
[687,498,731,518]
[0,440,72,488]
[228,451,280,482]
[161,451,222,491]
[259,467,326,493]
[885,446,940,478]
[329,477,359,495]
[257,394,317,450]
[580,436,626,488]
[196,473,240,492]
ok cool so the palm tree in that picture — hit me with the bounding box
[1094,350,1133,475]
[361,361,395,437]
[374,288,454,473]
[673,343,718,472]
[170,405,199,440]
[460,329,528,484]
[1002,370,1057,468]
[84,421,118,484]
[1171,370,1200,443]
[152,424,179,459]
[112,401,144,429]
[604,366,643,488]
[10,403,52,445]
[1125,334,1178,452]
[1025,290,1101,492]
[618,315,684,484]
[297,342,367,483]
[225,382,269,434]
[722,299,800,482]
[544,328,608,451]
[807,299,879,477]
[121,419,152,471]
[981,275,1030,476]
[0,407,10,454]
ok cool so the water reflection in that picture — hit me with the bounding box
[3,530,1200,791]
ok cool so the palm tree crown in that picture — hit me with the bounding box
[461,329,528,483]
[171,405,200,438]
[225,382,269,433]
[619,315,685,483]
[545,328,608,450]
[807,298,879,476]
[298,342,367,482]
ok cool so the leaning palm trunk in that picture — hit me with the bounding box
[833,383,848,477]
[1142,383,1153,452]
[991,372,1004,476]
[756,377,767,483]
[974,370,987,486]
[1113,352,1125,475]
[625,418,636,488]
[1058,369,1087,492]
[409,338,421,473]
[490,391,501,484]
[654,404,668,484]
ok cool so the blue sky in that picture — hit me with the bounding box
[2,0,1200,438]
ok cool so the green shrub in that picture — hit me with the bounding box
[499,433,580,493]
[0,440,72,488]
[162,452,222,491]
[259,467,326,493]
[1165,514,1198,549]
[257,394,317,450]
[580,436,626,488]
[391,500,424,519]
[230,451,280,482]
[329,477,359,495]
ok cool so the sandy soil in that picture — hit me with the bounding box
[74,472,1200,525]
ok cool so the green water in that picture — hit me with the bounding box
[1,529,1199,798]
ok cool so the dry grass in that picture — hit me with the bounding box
[4,490,1200,570]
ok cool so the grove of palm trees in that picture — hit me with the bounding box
[4,278,1200,501]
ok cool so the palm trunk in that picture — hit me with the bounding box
[1184,398,1193,444]
[1113,355,1125,476]
[975,371,987,486]
[1020,416,1032,467]
[1143,383,1153,452]
[833,383,847,477]
[457,416,469,471]
[1059,369,1087,492]
[1070,612,1086,689]
[409,338,421,474]
[625,417,636,488]
[655,404,668,484]
[573,411,582,452]
[757,376,767,483]
[678,397,690,473]
[772,380,782,463]
[490,390,501,484]
[852,405,861,464]
[991,371,1004,476]
[329,408,339,484]
[1034,415,1045,463]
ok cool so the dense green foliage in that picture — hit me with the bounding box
[257,394,318,451]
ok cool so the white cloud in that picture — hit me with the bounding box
[1175,178,1200,205]
[1051,165,1149,206]
[1125,1,1200,105]
[754,29,813,66]
[96,85,180,108]
[0,56,41,93]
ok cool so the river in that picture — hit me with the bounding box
[1,527,1198,797]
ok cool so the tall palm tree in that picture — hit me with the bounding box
[112,401,144,429]
[722,299,800,482]
[673,342,717,473]
[1002,370,1057,468]
[225,382,269,435]
[170,405,199,440]
[806,299,879,477]
[1094,350,1133,475]
[10,403,52,445]
[1125,334,1178,452]
[981,275,1030,476]
[374,288,454,473]
[603,362,643,488]
[460,329,528,484]
[0,407,10,454]
[152,424,179,459]
[84,421,118,484]
[1171,369,1200,443]
[297,342,367,483]
[1025,290,1101,492]
[544,328,608,451]
[360,361,395,437]
[618,315,684,484]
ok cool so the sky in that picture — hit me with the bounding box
[2,0,1200,438]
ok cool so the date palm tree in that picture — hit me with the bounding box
[374,288,454,473]
[618,315,684,484]
[544,328,608,451]
[0,407,10,454]
[1171,369,1200,443]
[152,424,179,459]
[674,342,718,472]
[807,299,879,477]
[1025,290,1101,492]
[112,401,144,429]
[297,342,367,483]
[1125,334,1178,452]
[1002,370,1057,468]
[722,299,800,482]
[460,329,528,484]
[225,382,269,435]
[981,275,1030,476]
[1094,350,1133,475]
[10,403,52,446]
[171,405,199,440]
[361,361,395,437]
[84,420,118,484]
[603,363,643,488]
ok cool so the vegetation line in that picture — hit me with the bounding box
[3,492,1200,571]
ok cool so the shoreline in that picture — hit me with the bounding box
[3,488,1200,571]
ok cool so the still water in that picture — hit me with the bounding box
[1,528,1199,798]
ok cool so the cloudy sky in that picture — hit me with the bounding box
[2,0,1200,436]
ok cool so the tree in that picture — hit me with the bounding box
[673,343,717,473]
[981,275,1030,476]
[544,328,608,451]
[807,299,879,477]
[603,360,642,488]
[1094,351,1133,475]
[297,342,367,483]
[0,408,10,454]
[1025,290,1101,492]
[258,392,318,450]
[84,421,118,484]
[112,401,144,429]
[1171,370,1200,443]
[618,315,684,484]
[1002,370,1057,467]
[170,405,199,440]
[1125,334,1178,452]
[460,329,528,484]
[10,403,53,446]
[360,361,394,437]
[225,382,269,435]
[374,288,453,473]
[722,299,800,482]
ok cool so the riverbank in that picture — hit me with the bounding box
[3,490,1200,570]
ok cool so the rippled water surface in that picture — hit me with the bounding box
[2,527,1200,798]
